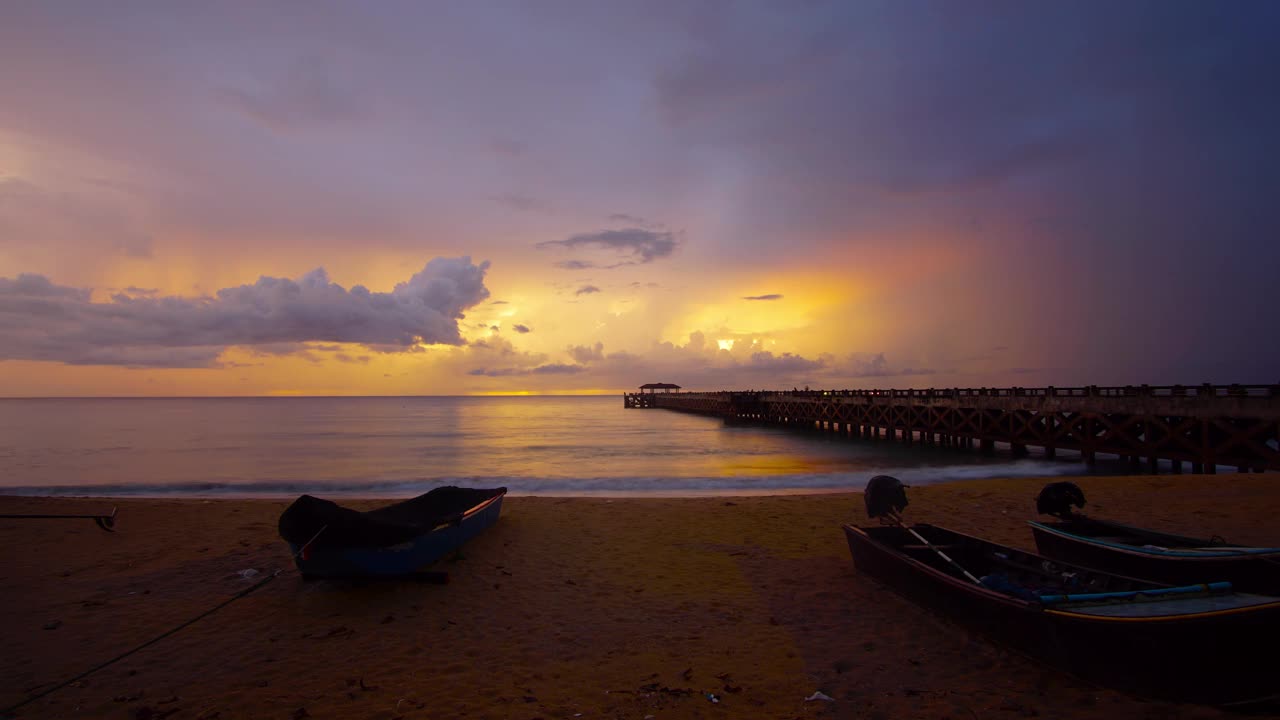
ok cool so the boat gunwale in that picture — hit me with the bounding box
[843,523,1052,613]
[1029,520,1280,559]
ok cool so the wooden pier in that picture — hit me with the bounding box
[623,385,1280,473]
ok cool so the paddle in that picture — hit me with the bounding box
[0,506,117,532]
[863,475,982,585]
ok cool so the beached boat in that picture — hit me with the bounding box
[278,486,507,579]
[1029,481,1280,594]
[845,476,1280,706]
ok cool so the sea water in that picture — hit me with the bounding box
[0,396,1092,497]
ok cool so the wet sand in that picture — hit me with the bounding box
[2,474,1278,719]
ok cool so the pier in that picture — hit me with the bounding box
[624,385,1280,473]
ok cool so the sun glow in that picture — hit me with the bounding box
[717,339,735,351]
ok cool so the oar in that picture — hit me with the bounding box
[0,506,117,532]
[885,508,982,585]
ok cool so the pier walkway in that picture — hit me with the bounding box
[624,385,1280,473]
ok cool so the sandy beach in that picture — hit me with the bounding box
[3,475,1278,720]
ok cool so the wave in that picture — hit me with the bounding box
[0,458,1086,498]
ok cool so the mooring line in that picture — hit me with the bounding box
[1,569,282,717]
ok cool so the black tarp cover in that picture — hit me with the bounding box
[278,486,507,549]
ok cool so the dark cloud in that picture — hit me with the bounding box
[742,294,783,301]
[575,285,601,296]
[0,257,490,368]
[538,228,678,268]
[512,324,531,334]
[468,363,585,377]
[568,342,604,364]
[745,351,823,373]
[607,213,647,225]
[555,260,596,270]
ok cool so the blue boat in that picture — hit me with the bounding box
[278,486,507,579]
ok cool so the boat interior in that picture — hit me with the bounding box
[857,524,1280,616]
[859,524,1150,596]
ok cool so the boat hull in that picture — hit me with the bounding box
[1030,520,1280,594]
[288,492,505,578]
[844,523,1280,706]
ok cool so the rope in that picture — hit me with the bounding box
[1,570,281,717]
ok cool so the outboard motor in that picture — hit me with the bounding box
[1036,481,1086,519]
[864,474,909,519]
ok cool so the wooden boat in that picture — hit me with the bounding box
[278,486,507,579]
[1029,482,1280,594]
[845,476,1280,706]
[845,522,1280,706]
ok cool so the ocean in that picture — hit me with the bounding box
[0,396,1091,497]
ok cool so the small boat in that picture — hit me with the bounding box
[844,476,1280,706]
[1029,481,1280,594]
[278,486,507,580]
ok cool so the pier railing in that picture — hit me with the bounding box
[623,384,1280,473]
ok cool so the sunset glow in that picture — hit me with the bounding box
[2,3,1277,396]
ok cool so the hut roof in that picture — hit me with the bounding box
[639,382,682,390]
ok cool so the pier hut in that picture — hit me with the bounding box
[625,382,682,408]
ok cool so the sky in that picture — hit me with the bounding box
[1,0,1278,396]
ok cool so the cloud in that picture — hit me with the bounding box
[742,294,783,301]
[745,351,824,372]
[492,193,549,212]
[512,324,531,333]
[832,352,937,378]
[607,213,647,225]
[522,334,931,391]
[575,285,601,296]
[0,257,490,368]
[468,363,585,377]
[218,56,368,133]
[537,228,678,268]
[568,342,605,364]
